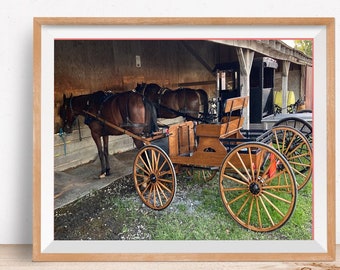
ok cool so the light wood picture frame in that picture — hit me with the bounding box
[33,17,335,262]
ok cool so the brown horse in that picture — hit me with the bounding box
[60,90,158,178]
[135,83,209,121]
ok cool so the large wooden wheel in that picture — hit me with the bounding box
[273,117,312,146]
[219,142,297,232]
[133,145,176,210]
[271,126,313,190]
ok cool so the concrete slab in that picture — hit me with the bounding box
[54,149,138,209]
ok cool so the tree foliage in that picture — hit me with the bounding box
[294,40,312,57]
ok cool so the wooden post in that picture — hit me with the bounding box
[236,48,254,129]
[300,65,306,102]
[282,61,291,113]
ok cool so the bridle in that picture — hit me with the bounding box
[62,96,77,128]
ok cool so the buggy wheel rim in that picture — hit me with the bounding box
[219,142,297,232]
[133,145,176,210]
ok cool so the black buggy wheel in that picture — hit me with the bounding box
[271,126,313,190]
[219,142,297,232]
[133,145,176,210]
[273,117,312,146]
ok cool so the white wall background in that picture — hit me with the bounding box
[0,0,339,245]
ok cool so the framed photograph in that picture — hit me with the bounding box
[33,17,335,261]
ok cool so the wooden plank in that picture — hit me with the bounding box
[224,96,249,113]
[168,121,195,157]
[54,133,134,171]
[171,152,226,167]
[196,123,227,137]
[2,245,340,269]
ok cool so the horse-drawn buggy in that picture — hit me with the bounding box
[60,85,312,233]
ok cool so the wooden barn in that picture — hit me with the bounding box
[54,39,312,171]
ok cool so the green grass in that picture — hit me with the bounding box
[55,168,313,241]
[112,171,312,240]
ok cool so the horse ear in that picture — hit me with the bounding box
[63,94,66,102]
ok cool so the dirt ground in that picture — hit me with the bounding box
[54,149,138,209]
[54,162,198,240]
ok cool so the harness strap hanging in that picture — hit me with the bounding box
[58,128,67,155]
[77,118,82,141]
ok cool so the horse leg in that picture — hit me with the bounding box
[92,133,106,178]
[103,135,111,176]
[133,138,144,149]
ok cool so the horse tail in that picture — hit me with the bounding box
[197,89,209,120]
[143,97,159,134]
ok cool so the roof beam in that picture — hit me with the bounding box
[211,40,312,66]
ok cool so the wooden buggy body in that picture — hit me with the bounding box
[168,96,249,168]
[86,95,312,232]
[132,95,313,232]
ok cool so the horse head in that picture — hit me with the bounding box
[135,82,147,94]
[60,94,77,133]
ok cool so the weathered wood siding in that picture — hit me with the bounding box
[54,118,135,171]
[54,40,223,132]
[54,40,311,171]
[54,115,185,171]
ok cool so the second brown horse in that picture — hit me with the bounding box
[135,83,209,121]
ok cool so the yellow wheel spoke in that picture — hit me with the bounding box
[262,190,292,204]
[273,131,281,152]
[158,177,173,183]
[287,152,311,161]
[236,152,252,180]
[262,194,285,217]
[222,173,249,186]
[286,142,305,158]
[155,183,164,207]
[222,186,248,192]
[291,166,308,178]
[157,180,172,193]
[228,191,249,205]
[248,147,255,180]
[262,184,293,190]
[259,196,275,226]
[141,182,152,196]
[158,159,168,173]
[236,193,252,216]
[247,197,255,226]
[135,163,150,175]
[227,161,249,182]
[256,197,262,228]
[289,160,311,167]
[263,169,286,185]
[159,169,173,177]
[157,183,169,203]
[284,133,297,156]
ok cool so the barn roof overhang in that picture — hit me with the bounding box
[210,40,313,66]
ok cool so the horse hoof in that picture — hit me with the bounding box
[99,173,106,179]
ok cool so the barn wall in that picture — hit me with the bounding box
[54,40,223,132]
[54,40,229,171]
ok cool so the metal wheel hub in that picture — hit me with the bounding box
[149,173,157,183]
[249,181,261,195]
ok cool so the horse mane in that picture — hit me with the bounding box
[196,88,209,119]
[91,91,114,104]
[141,93,159,134]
